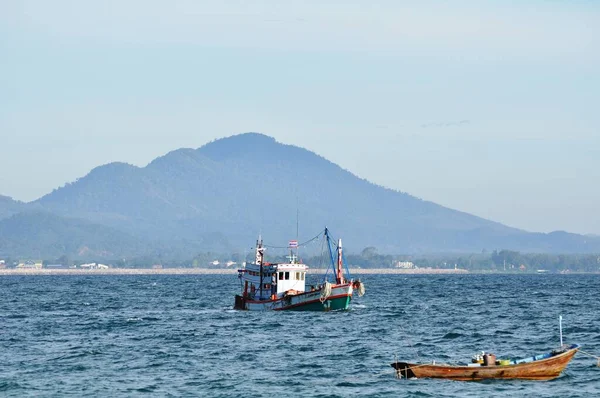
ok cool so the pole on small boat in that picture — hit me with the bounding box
[557,316,600,367]
[559,315,563,348]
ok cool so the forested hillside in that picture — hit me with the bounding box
[1,133,599,260]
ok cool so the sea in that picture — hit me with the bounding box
[1,273,599,397]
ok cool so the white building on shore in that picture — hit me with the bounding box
[395,261,415,269]
[79,263,110,269]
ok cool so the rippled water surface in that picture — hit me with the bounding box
[1,274,599,397]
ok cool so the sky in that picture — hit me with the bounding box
[1,0,599,235]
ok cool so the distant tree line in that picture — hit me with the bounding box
[2,248,599,273]
[183,248,600,273]
[338,249,600,273]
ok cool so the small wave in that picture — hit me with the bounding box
[441,332,463,340]
[100,305,123,310]
[132,385,158,393]
[568,326,596,334]
[5,314,27,319]
[263,322,284,330]
[296,362,323,369]
[146,362,167,369]
[533,291,552,298]
[413,342,437,347]
[48,352,95,361]
[404,390,436,397]
[67,364,88,372]
[235,353,256,362]
[348,347,370,356]
[0,381,23,392]
[335,381,368,387]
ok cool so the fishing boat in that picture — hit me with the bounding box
[391,344,580,381]
[233,227,364,311]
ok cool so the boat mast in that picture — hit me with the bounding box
[256,235,264,299]
[296,201,299,262]
[255,235,264,265]
[336,238,344,284]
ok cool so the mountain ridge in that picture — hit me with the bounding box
[1,132,599,257]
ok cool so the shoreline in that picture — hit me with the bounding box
[1,268,595,276]
[0,268,470,276]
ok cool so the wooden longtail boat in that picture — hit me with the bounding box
[391,344,580,381]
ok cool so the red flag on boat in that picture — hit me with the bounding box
[289,240,298,248]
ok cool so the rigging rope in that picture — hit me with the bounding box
[323,232,334,283]
[320,229,352,280]
[342,251,352,280]
[319,235,328,271]
[263,231,323,249]
[579,349,600,367]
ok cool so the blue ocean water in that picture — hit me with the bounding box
[1,273,599,397]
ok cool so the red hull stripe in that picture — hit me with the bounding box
[245,284,352,305]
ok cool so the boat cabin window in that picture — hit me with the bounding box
[278,272,283,280]
[284,271,289,280]
[301,273,305,281]
[295,272,300,280]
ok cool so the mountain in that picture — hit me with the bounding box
[22,132,599,256]
[0,195,26,220]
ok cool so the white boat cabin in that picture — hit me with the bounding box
[240,243,307,301]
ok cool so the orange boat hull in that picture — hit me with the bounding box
[391,345,579,381]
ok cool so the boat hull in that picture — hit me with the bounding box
[235,284,353,311]
[391,345,579,381]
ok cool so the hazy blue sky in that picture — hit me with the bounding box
[1,1,599,234]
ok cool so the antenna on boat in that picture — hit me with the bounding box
[559,315,563,347]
